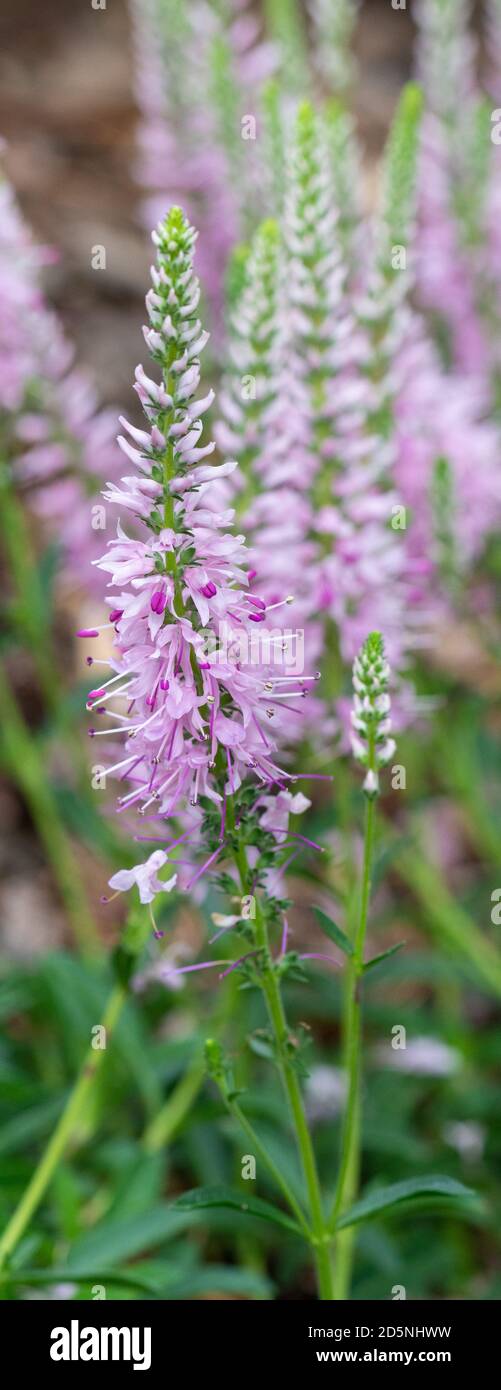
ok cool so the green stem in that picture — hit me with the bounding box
[328,792,376,1289]
[0,663,99,956]
[0,984,126,1271]
[226,802,332,1298]
[329,885,360,1298]
[223,1094,313,1241]
[330,1105,359,1299]
[253,901,332,1297]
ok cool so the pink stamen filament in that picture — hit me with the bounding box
[219,950,260,980]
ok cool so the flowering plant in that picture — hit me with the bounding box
[1,0,499,1311]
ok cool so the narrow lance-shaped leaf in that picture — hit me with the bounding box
[313,907,354,957]
[171,1185,303,1235]
[335,1176,482,1231]
[363,941,406,975]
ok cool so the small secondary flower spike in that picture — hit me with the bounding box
[350,631,395,796]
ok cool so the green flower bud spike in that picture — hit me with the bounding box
[350,631,396,798]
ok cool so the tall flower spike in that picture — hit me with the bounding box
[308,0,360,98]
[264,0,309,95]
[415,0,476,120]
[281,104,410,681]
[285,101,353,469]
[91,207,307,870]
[486,0,501,100]
[216,218,282,473]
[260,80,287,217]
[217,216,323,742]
[323,100,364,280]
[372,82,423,301]
[350,632,395,798]
[414,0,501,393]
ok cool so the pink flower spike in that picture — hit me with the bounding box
[85,206,302,903]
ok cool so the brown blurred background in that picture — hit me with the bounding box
[0,0,419,409]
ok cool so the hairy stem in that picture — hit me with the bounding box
[223,1092,313,1240]
[252,898,333,1297]
[226,796,333,1298]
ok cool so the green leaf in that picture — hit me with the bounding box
[248,1030,275,1061]
[0,974,36,1021]
[65,1205,196,1272]
[51,781,123,864]
[0,1096,64,1157]
[105,1151,165,1223]
[313,907,353,957]
[363,942,406,975]
[52,1164,83,1242]
[38,954,160,1112]
[13,1260,274,1302]
[336,1176,481,1231]
[171,1186,302,1235]
[371,836,411,891]
[162,1265,274,1299]
[113,1001,163,1114]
